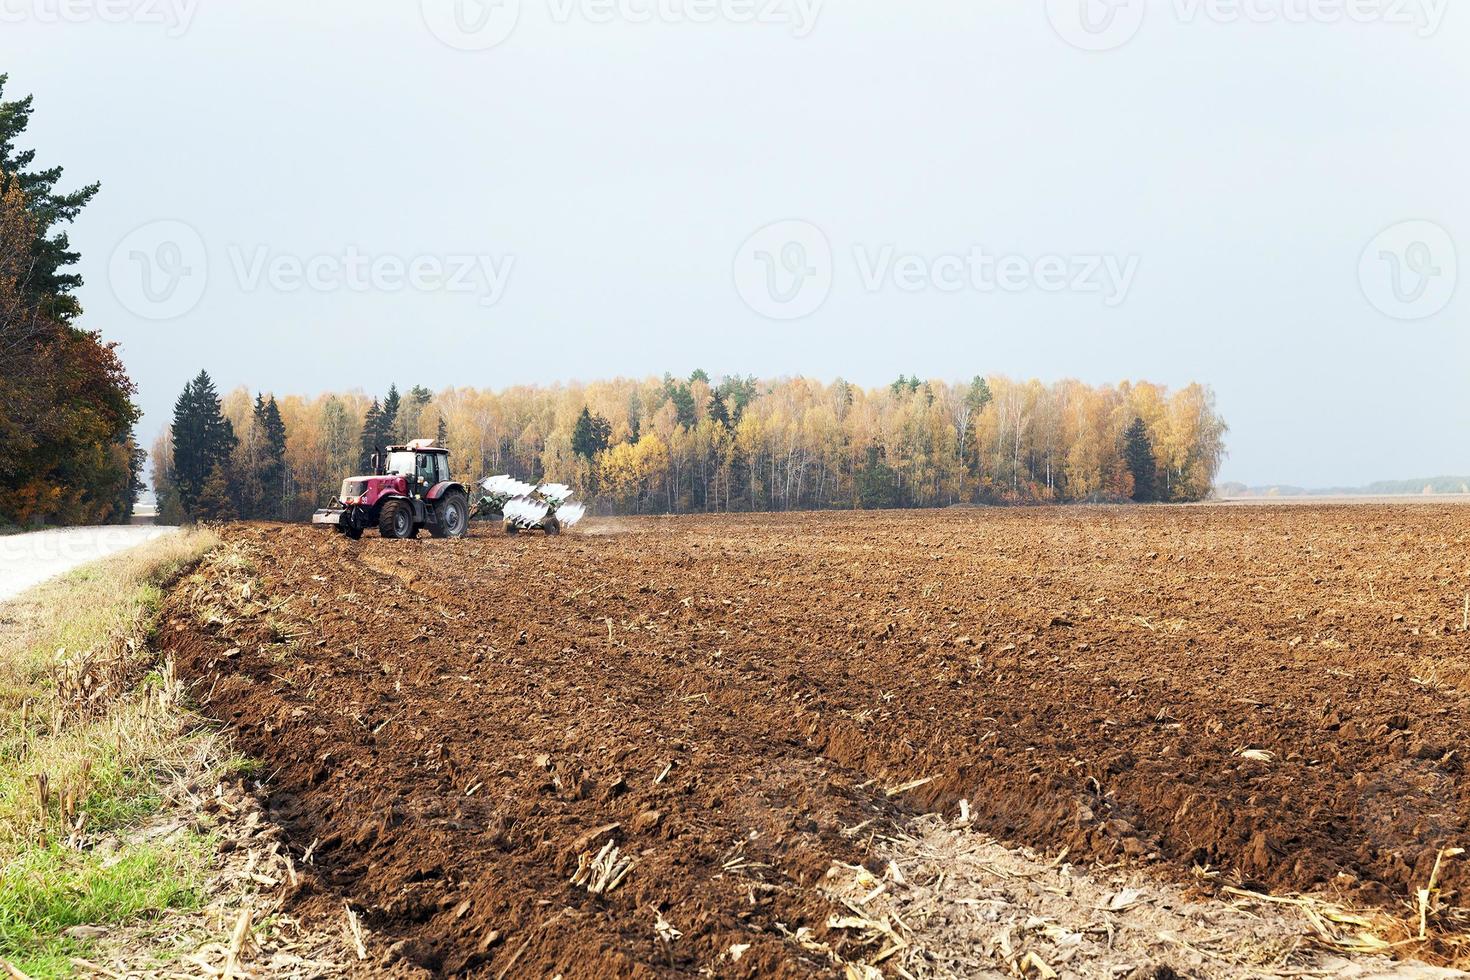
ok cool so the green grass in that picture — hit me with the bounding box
[0,528,222,974]
[0,838,208,975]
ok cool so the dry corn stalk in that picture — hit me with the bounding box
[344,903,367,960]
[571,840,636,895]
[1416,846,1464,939]
[652,907,681,945]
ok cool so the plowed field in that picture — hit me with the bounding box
[160,506,1470,976]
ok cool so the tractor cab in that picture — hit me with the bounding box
[380,445,450,497]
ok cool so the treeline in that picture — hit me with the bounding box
[0,76,142,527]
[152,370,1226,523]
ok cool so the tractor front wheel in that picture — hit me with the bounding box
[338,522,363,540]
[543,516,561,536]
[432,491,469,538]
[503,519,519,536]
[379,499,418,539]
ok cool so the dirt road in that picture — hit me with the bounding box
[161,506,1470,975]
[0,525,176,602]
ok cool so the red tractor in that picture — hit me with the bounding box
[312,439,471,539]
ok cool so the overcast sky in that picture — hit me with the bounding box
[5,0,1465,486]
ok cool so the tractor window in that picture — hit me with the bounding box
[416,454,446,485]
[384,451,416,475]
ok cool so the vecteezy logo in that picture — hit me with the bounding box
[733,220,832,320]
[1044,0,1146,51]
[109,220,208,320]
[1359,220,1457,320]
[420,0,520,51]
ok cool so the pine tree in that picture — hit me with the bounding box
[717,375,758,426]
[436,414,448,445]
[0,91,139,527]
[856,446,899,509]
[669,384,697,428]
[571,407,612,460]
[254,394,287,518]
[170,371,236,517]
[571,407,598,460]
[0,74,100,321]
[380,384,401,441]
[194,463,237,521]
[965,376,992,412]
[360,399,383,469]
[627,391,642,443]
[708,391,731,429]
[1124,417,1157,503]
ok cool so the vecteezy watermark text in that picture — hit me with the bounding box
[0,0,198,35]
[420,0,820,51]
[733,219,1139,320]
[546,0,821,35]
[108,220,515,320]
[227,246,514,307]
[1045,0,1447,51]
[853,245,1138,305]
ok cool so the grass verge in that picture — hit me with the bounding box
[0,528,220,976]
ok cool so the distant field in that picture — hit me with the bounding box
[1216,493,1470,505]
[162,505,1470,974]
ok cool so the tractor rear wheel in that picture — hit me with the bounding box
[431,491,469,538]
[379,499,417,539]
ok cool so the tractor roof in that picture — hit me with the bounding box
[387,444,448,454]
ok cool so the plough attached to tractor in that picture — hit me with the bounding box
[477,475,587,535]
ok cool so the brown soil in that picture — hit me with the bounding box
[159,506,1470,976]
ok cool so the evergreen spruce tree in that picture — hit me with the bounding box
[254,395,287,518]
[170,371,236,518]
[571,407,598,460]
[856,446,899,509]
[1124,417,1158,503]
[571,407,612,460]
[360,399,383,469]
[669,384,697,428]
[0,78,142,526]
[627,392,642,443]
[380,384,401,441]
[0,74,100,320]
[194,463,237,521]
[708,391,731,429]
[436,414,448,446]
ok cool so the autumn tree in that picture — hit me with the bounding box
[0,81,140,526]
